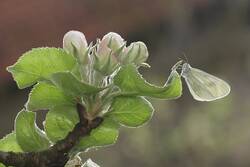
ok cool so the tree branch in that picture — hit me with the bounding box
[0,103,103,167]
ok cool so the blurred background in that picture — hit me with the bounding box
[1,0,250,166]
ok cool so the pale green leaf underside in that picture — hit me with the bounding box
[0,133,23,167]
[15,110,50,152]
[114,64,182,99]
[7,48,76,89]
[82,159,100,167]
[26,82,75,111]
[50,72,105,97]
[44,105,79,143]
[75,118,119,151]
[108,96,154,127]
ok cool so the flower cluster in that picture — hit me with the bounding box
[63,31,149,77]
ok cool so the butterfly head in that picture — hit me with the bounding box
[172,58,189,70]
[181,63,191,77]
[171,60,184,71]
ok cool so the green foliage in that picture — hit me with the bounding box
[0,133,23,167]
[114,64,182,99]
[15,110,50,152]
[7,48,77,89]
[50,72,104,97]
[27,82,75,111]
[0,133,22,152]
[75,118,119,151]
[44,105,79,143]
[108,96,154,127]
[3,31,183,165]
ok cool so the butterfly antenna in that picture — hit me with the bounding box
[181,52,189,63]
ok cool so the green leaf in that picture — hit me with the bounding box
[0,133,23,167]
[45,106,119,150]
[15,110,50,152]
[26,82,75,111]
[50,72,105,97]
[7,48,76,89]
[44,106,79,143]
[0,132,22,152]
[75,118,119,151]
[114,64,182,99]
[108,96,154,127]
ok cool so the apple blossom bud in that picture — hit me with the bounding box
[121,41,149,65]
[63,30,88,64]
[94,32,125,75]
[102,32,125,51]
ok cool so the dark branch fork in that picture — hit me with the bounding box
[0,104,103,167]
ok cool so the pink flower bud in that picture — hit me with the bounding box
[94,32,125,75]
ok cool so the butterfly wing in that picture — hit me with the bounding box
[181,64,230,101]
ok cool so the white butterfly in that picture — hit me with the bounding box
[173,61,231,101]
